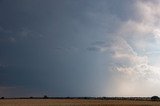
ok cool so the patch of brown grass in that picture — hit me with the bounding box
[0,99,160,106]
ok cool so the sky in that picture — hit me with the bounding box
[1,0,160,97]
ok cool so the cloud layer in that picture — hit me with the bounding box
[1,0,160,97]
[87,0,160,96]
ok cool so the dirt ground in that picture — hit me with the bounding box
[0,99,160,106]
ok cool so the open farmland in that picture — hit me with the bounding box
[0,99,160,106]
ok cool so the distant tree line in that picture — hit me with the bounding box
[151,96,159,101]
[0,95,159,101]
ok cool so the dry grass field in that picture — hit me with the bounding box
[0,99,160,106]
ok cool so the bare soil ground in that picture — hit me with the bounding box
[0,99,160,106]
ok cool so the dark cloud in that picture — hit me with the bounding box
[0,26,43,43]
[0,26,4,32]
[17,28,43,39]
[1,0,154,97]
[87,46,101,52]
[92,41,106,46]
[87,40,114,52]
[0,64,8,69]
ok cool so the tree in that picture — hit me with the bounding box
[151,96,159,101]
[29,96,33,99]
[43,95,48,99]
[1,97,4,99]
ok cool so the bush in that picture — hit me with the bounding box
[29,96,33,99]
[43,95,48,99]
[151,96,159,101]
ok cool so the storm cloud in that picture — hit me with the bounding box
[1,0,160,97]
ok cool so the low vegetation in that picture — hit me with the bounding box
[0,96,160,106]
[151,96,159,101]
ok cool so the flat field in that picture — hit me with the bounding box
[0,99,160,106]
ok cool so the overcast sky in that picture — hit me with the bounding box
[1,0,160,97]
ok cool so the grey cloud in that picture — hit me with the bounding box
[0,26,43,43]
[18,28,43,39]
[1,0,160,97]
[87,46,102,52]
[8,37,16,43]
[0,86,33,97]
[0,26,4,32]
[0,64,8,69]
[0,26,12,34]
[87,40,112,52]
[0,37,16,43]
[0,26,16,43]
[92,41,107,46]
[87,45,109,52]
[53,47,79,52]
